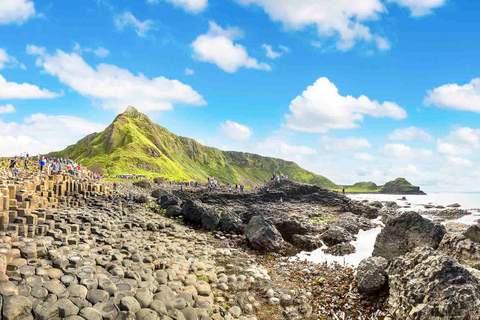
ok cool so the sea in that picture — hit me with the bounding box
[294,193,480,267]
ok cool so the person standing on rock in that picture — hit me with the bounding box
[39,157,45,172]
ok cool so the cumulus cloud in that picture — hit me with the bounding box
[0,104,15,114]
[191,21,271,73]
[28,46,206,112]
[448,156,472,167]
[388,0,445,17]
[319,136,371,151]
[147,0,207,13]
[94,47,110,58]
[437,127,480,156]
[185,68,194,75]
[388,126,433,142]
[424,78,480,113]
[383,143,432,158]
[262,44,281,59]
[0,48,18,69]
[0,114,106,157]
[257,136,317,162]
[354,152,375,162]
[0,74,59,99]
[220,120,252,141]
[236,0,390,51]
[285,77,407,133]
[114,12,152,37]
[0,0,35,25]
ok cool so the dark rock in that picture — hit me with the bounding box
[165,205,182,218]
[272,215,309,242]
[345,201,379,218]
[425,208,470,219]
[181,200,219,230]
[292,234,322,250]
[151,189,164,199]
[438,233,480,269]
[464,225,480,243]
[372,211,446,261]
[219,211,244,234]
[245,216,284,252]
[388,247,480,319]
[135,195,148,204]
[320,226,354,246]
[160,195,181,209]
[357,257,388,295]
[322,242,355,256]
[332,212,374,235]
[133,179,153,189]
[447,203,461,208]
[200,208,220,231]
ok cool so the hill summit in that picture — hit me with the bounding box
[50,107,338,188]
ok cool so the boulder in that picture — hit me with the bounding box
[464,225,480,243]
[201,208,220,231]
[447,203,461,208]
[272,215,309,242]
[357,257,388,295]
[292,234,323,250]
[181,200,219,230]
[219,210,244,234]
[438,233,480,269]
[160,195,181,209]
[331,212,374,235]
[165,205,182,218]
[320,226,354,246]
[133,179,153,189]
[151,189,164,199]
[345,201,379,219]
[388,247,480,319]
[3,296,32,320]
[135,195,148,204]
[372,211,446,261]
[245,216,284,252]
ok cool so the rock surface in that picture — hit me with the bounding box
[357,257,388,295]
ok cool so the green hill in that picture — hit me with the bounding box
[49,106,338,188]
[342,178,425,194]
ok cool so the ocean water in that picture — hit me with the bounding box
[294,193,480,267]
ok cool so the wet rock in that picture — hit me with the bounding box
[323,242,355,256]
[357,257,388,295]
[332,212,374,235]
[245,216,284,252]
[372,212,446,261]
[447,203,461,208]
[424,208,470,219]
[320,226,354,246]
[292,234,322,250]
[345,201,379,219]
[219,210,244,234]
[438,233,480,269]
[388,247,480,319]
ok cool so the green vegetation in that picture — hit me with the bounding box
[49,106,338,188]
[337,178,425,194]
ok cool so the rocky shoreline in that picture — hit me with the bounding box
[2,166,480,319]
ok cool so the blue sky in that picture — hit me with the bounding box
[2,0,480,192]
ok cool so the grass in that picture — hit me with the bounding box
[48,106,339,188]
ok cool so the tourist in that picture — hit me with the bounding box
[228,185,232,192]
[240,185,244,193]
[14,168,18,177]
[39,158,45,172]
[280,197,283,204]
[113,182,117,191]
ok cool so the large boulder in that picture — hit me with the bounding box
[160,195,181,209]
[388,247,480,319]
[181,200,219,230]
[245,216,284,252]
[372,211,446,261]
[219,211,244,234]
[272,215,309,242]
[332,212,374,235]
[151,189,164,199]
[133,179,153,189]
[292,234,323,250]
[320,226,354,246]
[165,205,182,218]
[357,257,388,296]
[464,225,480,243]
[438,233,480,269]
[344,201,379,219]
[134,195,148,204]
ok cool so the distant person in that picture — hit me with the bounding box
[342,188,345,194]
[280,197,283,204]
[14,168,18,177]
[39,158,45,172]
[229,185,232,193]
[113,182,117,191]
[240,185,244,193]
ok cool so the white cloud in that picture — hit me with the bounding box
[185,68,195,75]
[319,136,371,151]
[424,78,480,113]
[94,47,110,58]
[0,114,106,157]
[262,44,281,59]
[28,47,206,113]
[220,120,252,141]
[191,21,271,73]
[354,152,375,162]
[0,74,59,99]
[257,136,317,162]
[436,127,480,156]
[311,41,322,48]
[0,0,35,25]
[236,0,390,51]
[148,0,207,13]
[114,12,152,37]
[388,0,445,17]
[285,77,407,133]
[0,48,25,70]
[0,104,15,114]
[383,143,432,158]
[279,45,290,53]
[448,156,472,167]
[388,126,433,142]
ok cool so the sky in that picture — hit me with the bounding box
[1,0,480,192]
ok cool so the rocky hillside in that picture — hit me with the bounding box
[50,106,338,188]
[344,178,426,194]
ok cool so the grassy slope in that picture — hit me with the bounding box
[50,107,338,189]
[336,178,422,193]
[343,181,382,193]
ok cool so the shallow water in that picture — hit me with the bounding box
[295,193,480,267]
